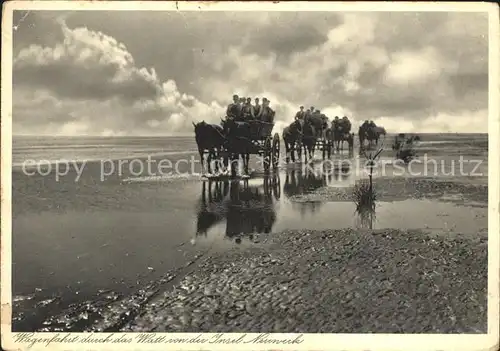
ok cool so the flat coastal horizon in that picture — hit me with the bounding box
[1,1,499,351]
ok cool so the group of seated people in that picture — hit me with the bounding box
[294,105,352,132]
[226,94,276,123]
[332,116,352,132]
[360,120,377,129]
[294,106,326,123]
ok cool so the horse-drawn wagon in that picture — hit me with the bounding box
[193,116,281,179]
[221,118,281,176]
[283,115,332,163]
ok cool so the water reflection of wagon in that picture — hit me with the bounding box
[221,119,281,174]
[196,176,280,241]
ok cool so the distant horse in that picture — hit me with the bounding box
[221,118,251,177]
[333,126,350,153]
[301,119,317,162]
[369,126,386,146]
[192,121,226,176]
[282,119,303,163]
[359,124,386,149]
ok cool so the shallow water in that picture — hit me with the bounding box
[193,167,487,243]
[12,151,488,331]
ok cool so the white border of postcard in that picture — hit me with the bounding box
[1,1,499,351]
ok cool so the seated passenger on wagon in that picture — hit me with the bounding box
[226,94,241,120]
[320,112,329,129]
[295,106,305,121]
[258,98,275,123]
[304,106,314,123]
[241,97,256,121]
[313,109,321,119]
[332,116,340,129]
[254,97,261,117]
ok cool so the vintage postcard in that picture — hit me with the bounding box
[1,1,499,350]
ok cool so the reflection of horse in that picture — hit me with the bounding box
[192,121,227,175]
[283,119,303,163]
[196,178,279,241]
[283,167,332,197]
[196,181,230,235]
[283,168,329,215]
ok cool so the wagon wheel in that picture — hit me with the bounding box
[263,137,271,173]
[271,133,280,170]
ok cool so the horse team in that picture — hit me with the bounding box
[282,111,386,164]
[192,98,387,177]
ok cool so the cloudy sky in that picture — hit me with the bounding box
[12,9,489,136]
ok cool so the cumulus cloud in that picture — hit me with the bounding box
[13,17,225,136]
[12,10,489,135]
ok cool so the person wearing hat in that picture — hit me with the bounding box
[232,97,245,121]
[304,106,314,123]
[332,116,340,130]
[254,97,261,117]
[262,98,275,123]
[295,105,305,121]
[257,98,266,119]
[242,97,255,120]
[226,94,240,119]
[258,98,269,122]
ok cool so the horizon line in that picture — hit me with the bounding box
[12,132,489,137]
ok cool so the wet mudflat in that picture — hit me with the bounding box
[121,158,487,333]
[12,137,488,332]
[124,228,487,333]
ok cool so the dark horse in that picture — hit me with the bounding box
[192,121,227,176]
[301,119,317,162]
[332,122,353,153]
[282,119,303,163]
[221,118,251,177]
[359,124,386,149]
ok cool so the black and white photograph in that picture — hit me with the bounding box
[1,1,499,349]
